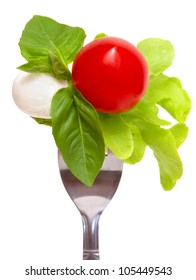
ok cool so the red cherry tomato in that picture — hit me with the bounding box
[72,37,149,113]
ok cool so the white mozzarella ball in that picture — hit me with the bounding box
[12,72,68,118]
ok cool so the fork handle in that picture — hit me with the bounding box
[82,213,101,260]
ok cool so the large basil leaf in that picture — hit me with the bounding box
[51,87,105,186]
[18,15,86,79]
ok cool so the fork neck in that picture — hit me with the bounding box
[81,211,102,260]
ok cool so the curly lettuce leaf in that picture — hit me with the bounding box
[145,74,191,122]
[118,37,191,189]
[137,38,174,75]
[133,120,183,191]
[120,77,190,189]
[121,115,183,190]
[124,123,147,164]
[98,113,134,159]
[123,98,170,126]
[169,123,189,148]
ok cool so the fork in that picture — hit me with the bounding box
[58,150,123,260]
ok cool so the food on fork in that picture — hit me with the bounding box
[12,15,191,190]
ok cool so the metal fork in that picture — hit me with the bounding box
[58,150,123,260]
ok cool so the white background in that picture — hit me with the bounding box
[0,0,196,279]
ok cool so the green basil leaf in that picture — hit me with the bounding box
[17,57,53,74]
[32,117,52,127]
[99,113,133,159]
[146,74,191,122]
[18,15,86,78]
[48,52,71,80]
[51,87,105,186]
[137,38,174,75]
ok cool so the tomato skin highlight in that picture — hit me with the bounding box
[72,37,149,113]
